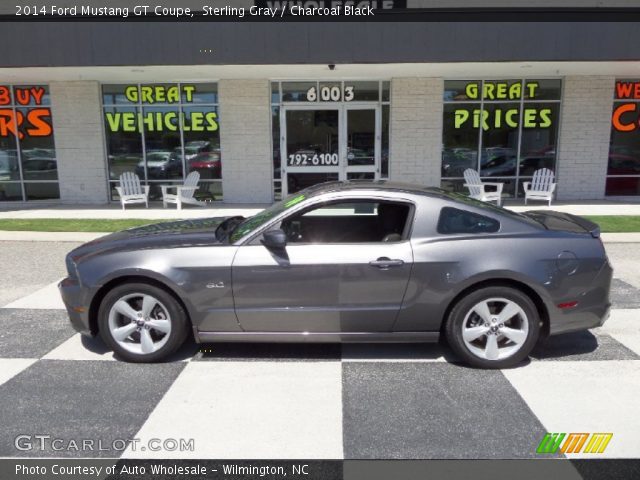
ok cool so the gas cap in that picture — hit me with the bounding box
[557,251,579,275]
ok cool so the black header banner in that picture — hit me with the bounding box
[254,0,408,9]
[5,1,640,21]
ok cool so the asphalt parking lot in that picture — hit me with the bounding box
[0,240,639,459]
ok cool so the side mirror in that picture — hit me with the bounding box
[261,229,287,249]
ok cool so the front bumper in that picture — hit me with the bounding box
[58,277,94,336]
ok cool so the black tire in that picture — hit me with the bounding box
[98,282,189,363]
[445,286,540,369]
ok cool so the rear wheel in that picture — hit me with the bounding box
[445,286,540,369]
[98,282,188,363]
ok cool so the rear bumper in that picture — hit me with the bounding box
[548,261,613,336]
[58,277,94,336]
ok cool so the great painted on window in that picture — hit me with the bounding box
[442,79,561,198]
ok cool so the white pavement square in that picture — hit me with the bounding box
[124,361,344,459]
[0,358,38,387]
[598,309,640,357]
[2,280,65,310]
[503,360,640,458]
[42,333,117,361]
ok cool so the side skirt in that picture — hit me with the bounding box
[195,331,440,343]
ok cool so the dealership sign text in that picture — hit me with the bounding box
[454,81,553,131]
[0,86,52,139]
[612,81,640,132]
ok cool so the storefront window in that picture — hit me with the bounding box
[607,79,640,196]
[103,83,221,201]
[382,104,390,177]
[272,106,281,200]
[441,79,562,198]
[0,85,59,201]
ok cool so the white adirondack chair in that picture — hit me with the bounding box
[523,168,557,206]
[161,171,204,210]
[115,172,149,210]
[463,169,504,206]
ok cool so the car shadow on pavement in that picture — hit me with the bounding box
[194,342,464,363]
[80,330,624,364]
[530,330,599,360]
[80,334,111,355]
[80,334,199,362]
[341,342,460,363]
[195,342,342,361]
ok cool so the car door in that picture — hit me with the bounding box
[231,199,414,333]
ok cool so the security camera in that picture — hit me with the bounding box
[328,64,336,71]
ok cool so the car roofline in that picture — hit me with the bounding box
[298,181,543,228]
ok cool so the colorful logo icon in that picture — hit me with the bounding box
[537,433,613,454]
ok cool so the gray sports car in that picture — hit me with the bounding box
[59,181,612,368]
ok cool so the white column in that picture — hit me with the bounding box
[50,81,109,204]
[219,79,273,204]
[389,77,444,187]
[556,76,614,200]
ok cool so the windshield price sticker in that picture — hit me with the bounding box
[288,153,339,166]
[306,85,355,102]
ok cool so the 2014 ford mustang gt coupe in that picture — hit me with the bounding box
[59,182,612,368]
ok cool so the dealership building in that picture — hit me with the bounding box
[1,1,640,205]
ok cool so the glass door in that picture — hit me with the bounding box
[282,106,340,195]
[343,106,380,181]
[281,104,381,196]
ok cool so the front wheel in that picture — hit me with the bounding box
[445,286,540,369]
[98,282,189,362]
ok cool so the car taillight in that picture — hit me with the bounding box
[557,301,578,309]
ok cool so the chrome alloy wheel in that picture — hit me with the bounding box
[107,293,172,355]
[461,297,529,361]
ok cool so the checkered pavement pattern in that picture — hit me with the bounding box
[0,278,638,460]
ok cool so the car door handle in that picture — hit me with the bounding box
[369,257,404,269]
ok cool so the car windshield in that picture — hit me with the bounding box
[229,192,309,243]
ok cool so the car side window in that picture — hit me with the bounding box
[437,207,500,234]
[281,200,411,244]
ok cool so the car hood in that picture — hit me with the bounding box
[69,217,230,262]
[136,160,169,168]
[146,160,168,167]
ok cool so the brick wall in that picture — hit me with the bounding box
[389,78,443,187]
[50,81,109,204]
[556,76,614,200]
[219,79,273,203]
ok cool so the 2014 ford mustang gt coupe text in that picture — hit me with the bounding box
[59,182,612,368]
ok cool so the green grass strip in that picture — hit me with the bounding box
[0,219,168,232]
[583,216,640,233]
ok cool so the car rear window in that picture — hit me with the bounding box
[437,207,500,234]
[433,189,541,228]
